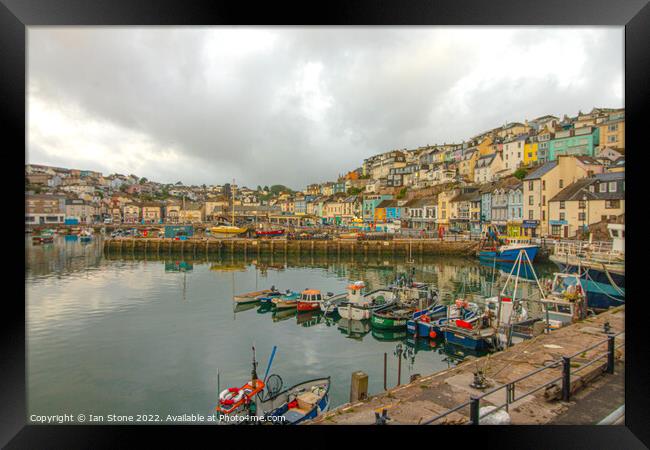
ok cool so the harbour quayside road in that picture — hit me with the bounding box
[308,306,624,425]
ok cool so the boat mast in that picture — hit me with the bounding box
[232,178,236,226]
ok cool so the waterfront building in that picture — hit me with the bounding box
[25,194,66,226]
[123,203,141,224]
[449,189,477,231]
[64,198,96,224]
[363,194,393,223]
[547,172,624,238]
[506,182,524,237]
[522,155,604,237]
[179,203,202,224]
[141,203,162,224]
[164,202,181,224]
[469,191,482,234]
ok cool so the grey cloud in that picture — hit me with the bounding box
[28,27,623,189]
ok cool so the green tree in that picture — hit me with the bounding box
[513,168,528,180]
[347,187,363,196]
[396,187,407,199]
[139,177,148,184]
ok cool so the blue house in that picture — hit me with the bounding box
[363,194,393,222]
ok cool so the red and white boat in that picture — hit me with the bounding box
[255,229,285,237]
[297,289,325,312]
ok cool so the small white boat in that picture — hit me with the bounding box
[335,281,396,321]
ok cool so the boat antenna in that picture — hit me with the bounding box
[251,344,259,386]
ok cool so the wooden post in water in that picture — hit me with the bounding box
[350,371,368,402]
[384,352,388,391]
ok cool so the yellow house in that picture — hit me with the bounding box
[437,188,460,229]
[477,136,495,157]
[547,173,624,238]
[523,140,538,166]
[597,116,625,152]
[459,149,479,182]
[522,155,605,237]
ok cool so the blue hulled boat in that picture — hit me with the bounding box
[477,225,539,263]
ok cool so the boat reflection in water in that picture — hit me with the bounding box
[371,328,407,342]
[165,261,194,272]
[233,302,258,314]
[272,308,297,323]
[337,318,371,340]
[257,303,274,314]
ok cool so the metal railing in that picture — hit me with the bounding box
[387,330,625,425]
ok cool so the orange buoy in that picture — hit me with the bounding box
[429,330,437,339]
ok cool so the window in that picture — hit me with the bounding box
[608,182,617,192]
[609,215,616,221]
[529,210,534,220]
[605,200,620,209]
[579,200,586,209]
[608,124,618,132]
[528,153,532,158]
[559,212,565,221]
[578,212,586,221]
[559,201,565,209]
[599,183,607,193]
[542,196,546,206]
[559,179,564,188]
[601,215,608,222]
[542,180,546,190]
[529,181,534,190]
[589,185,595,192]
[608,135,617,143]
[542,210,545,221]
[551,225,562,236]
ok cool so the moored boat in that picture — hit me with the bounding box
[32,231,54,244]
[296,289,326,312]
[255,229,285,237]
[272,291,300,309]
[211,225,247,235]
[233,287,279,304]
[336,282,396,320]
[477,225,539,263]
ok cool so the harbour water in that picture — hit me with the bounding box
[26,236,558,421]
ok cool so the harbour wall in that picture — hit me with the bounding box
[103,238,480,257]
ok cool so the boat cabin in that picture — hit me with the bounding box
[541,273,585,327]
[300,290,323,302]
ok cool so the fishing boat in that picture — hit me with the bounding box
[272,291,300,309]
[234,288,274,304]
[335,282,396,320]
[441,316,499,351]
[255,229,285,237]
[407,302,479,338]
[211,225,247,235]
[477,225,539,263]
[263,378,330,424]
[371,302,433,331]
[296,289,326,312]
[32,230,54,244]
[549,224,624,310]
[233,286,280,304]
[257,290,285,303]
[371,277,438,331]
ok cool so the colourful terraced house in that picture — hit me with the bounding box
[549,126,600,160]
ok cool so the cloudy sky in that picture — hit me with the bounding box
[28,27,623,189]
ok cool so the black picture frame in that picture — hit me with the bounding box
[5,0,648,447]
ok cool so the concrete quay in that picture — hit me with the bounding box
[103,237,480,257]
[308,306,625,425]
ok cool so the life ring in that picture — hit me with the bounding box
[219,387,239,405]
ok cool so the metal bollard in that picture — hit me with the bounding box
[562,356,571,402]
[607,335,615,374]
[469,396,480,425]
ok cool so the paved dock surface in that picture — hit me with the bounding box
[309,306,625,425]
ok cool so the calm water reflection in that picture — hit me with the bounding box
[26,236,557,421]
